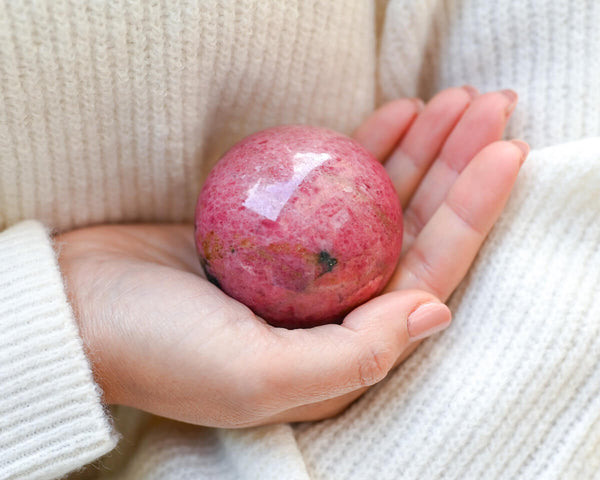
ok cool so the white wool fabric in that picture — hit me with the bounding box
[0,222,117,480]
[1,0,599,479]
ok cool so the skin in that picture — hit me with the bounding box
[56,87,528,428]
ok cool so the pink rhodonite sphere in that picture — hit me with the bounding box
[195,125,403,329]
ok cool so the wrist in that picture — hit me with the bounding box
[54,233,119,405]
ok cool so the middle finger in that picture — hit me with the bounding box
[385,86,476,207]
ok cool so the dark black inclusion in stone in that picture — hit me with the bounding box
[205,270,221,288]
[200,258,221,288]
[318,250,338,273]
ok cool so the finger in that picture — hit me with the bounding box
[387,140,529,301]
[352,98,423,162]
[384,86,477,207]
[267,343,421,423]
[402,90,518,248]
[264,290,451,406]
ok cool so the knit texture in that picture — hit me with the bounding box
[378,0,600,149]
[88,419,310,480]
[0,222,117,480]
[0,0,375,232]
[1,0,600,479]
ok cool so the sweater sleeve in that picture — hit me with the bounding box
[0,221,118,480]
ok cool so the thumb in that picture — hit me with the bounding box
[268,290,451,404]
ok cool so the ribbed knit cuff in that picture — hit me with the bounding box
[0,221,118,480]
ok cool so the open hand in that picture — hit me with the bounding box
[56,87,528,428]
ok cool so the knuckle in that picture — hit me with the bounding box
[478,91,507,105]
[432,86,471,104]
[500,140,524,157]
[357,343,395,387]
[481,140,522,160]
[404,206,426,238]
[404,246,446,299]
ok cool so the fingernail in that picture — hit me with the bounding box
[461,85,479,99]
[501,89,518,116]
[510,139,530,165]
[412,98,425,112]
[407,303,452,341]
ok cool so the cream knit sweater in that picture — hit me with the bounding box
[1,1,599,479]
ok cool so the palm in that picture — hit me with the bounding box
[57,87,527,427]
[58,223,276,426]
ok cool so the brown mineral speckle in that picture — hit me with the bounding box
[202,231,224,261]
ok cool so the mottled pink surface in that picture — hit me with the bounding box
[195,125,403,328]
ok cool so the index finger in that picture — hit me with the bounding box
[352,98,423,161]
